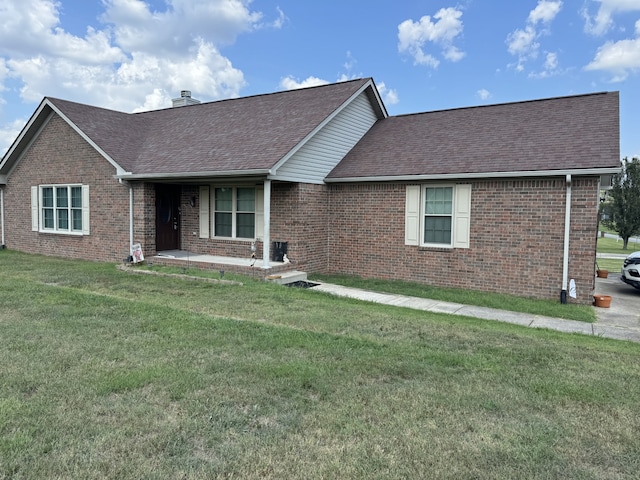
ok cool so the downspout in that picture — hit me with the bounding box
[561,174,571,304]
[262,179,271,269]
[129,185,134,254]
[1,187,5,248]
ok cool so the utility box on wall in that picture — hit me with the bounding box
[272,241,288,262]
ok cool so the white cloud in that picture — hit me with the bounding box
[583,5,640,81]
[398,7,465,68]
[0,118,27,157]
[477,89,491,100]
[528,51,562,78]
[279,75,399,108]
[545,51,559,70]
[377,82,399,106]
[0,0,268,115]
[279,76,330,90]
[100,0,264,53]
[507,26,538,56]
[582,0,640,36]
[585,34,640,81]
[528,0,563,24]
[0,0,125,63]
[506,1,562,72]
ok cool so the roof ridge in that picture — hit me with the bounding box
[135,77,373,116]
[392,91,617,119]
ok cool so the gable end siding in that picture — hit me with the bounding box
[273,92,378,184]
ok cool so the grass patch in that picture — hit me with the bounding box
[310,274,595,322]
[1,250,638,479]
[596,258,624,273]
[597,236,640,254]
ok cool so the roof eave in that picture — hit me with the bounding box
[117,169,271,181]
[325,167,622,183]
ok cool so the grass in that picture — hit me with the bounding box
[1,250,639,479]
[596,236,637,273]
[597,235,640,255]
[596,257,624,273]
[310,274,595,322]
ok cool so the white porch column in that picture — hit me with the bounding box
[262,179,271,269]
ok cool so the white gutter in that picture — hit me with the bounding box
[129,186,134,253]
[262,179,271,269]
[117,169,270,181]
[561,174,571,304]
[324,167,621,183]
[1,187,5,247]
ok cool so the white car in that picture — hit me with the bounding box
[621,251,640,290]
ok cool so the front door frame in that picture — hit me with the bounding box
[155,184,181,251]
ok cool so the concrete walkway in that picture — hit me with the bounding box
[312,282,640,344]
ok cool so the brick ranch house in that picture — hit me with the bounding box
[0,78,620,304]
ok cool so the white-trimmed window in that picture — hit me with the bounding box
[31,184,90,235]
[405,184,471,248]
[199,186,263,240]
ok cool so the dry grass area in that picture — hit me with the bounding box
[1,250,639,479]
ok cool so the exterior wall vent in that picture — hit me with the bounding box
[172,90,201,107]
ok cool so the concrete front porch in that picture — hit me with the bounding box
[150,250,303,280]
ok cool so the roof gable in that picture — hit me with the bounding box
[127,78,382,178]
[327,91,620,181]
[0,98,139,180]
[1,78,385,182]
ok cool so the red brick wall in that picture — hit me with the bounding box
[4,115,133,262]
[133,182,156,257]
[179,182,329,270]
[270,183,328,272]
[325,178,600,304]
[3,114,600,303]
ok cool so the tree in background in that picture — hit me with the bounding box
[602,157,640,249]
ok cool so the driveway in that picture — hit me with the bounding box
[593,272,640,334]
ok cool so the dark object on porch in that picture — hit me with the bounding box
[285,281,319,289]
[272,241,288,262]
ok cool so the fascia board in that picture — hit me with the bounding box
[324,167,622,183]
[270,80,386,176]
[268,173,324,185]
[366,78,389,118]
[117,169,271,181]
[0,99,51,175]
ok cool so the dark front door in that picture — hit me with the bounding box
[156,185,181,251]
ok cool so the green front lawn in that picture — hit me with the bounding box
[1,250,639,479]
[597,235,640,254]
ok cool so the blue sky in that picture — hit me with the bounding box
[1,0,639,159]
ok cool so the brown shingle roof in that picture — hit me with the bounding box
[50,78,372,175]
[327,91,620,180]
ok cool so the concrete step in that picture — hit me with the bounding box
[265,270,307,285]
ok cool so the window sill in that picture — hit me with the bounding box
[418,245,453,252]
[38,230,85,236]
